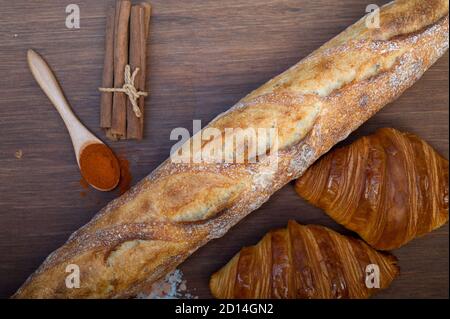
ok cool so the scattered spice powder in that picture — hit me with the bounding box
[79,177,89,189]
[79,143,120,191]
[117,155,132,195]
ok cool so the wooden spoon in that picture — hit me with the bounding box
[27,49,120,191]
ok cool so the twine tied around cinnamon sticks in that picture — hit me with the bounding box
[99,65,147,118]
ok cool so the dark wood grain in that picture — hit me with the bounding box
[0,0,447,299]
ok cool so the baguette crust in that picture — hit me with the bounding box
[14,0,449,298]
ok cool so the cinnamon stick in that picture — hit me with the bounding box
[141,2,152,38]
[100,6,116,129]
[110,0,131,139]
[126,6,145,140]
[139,2,152,137]
[126,4,151,140]
[105,3,123,141]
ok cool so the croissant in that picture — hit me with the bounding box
[210,221,398,299]
[295,128,449,251]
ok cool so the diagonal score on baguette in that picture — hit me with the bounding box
[14,0,449,298]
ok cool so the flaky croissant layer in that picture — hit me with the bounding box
[295,128,449,250]
[210,221,399,299]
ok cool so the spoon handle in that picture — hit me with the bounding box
[27,50,78,129]
[27,49,100,162]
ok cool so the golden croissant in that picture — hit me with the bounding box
[210,221,398,299]
[295,128,449,250]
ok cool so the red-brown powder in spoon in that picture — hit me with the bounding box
[79,143,120,191]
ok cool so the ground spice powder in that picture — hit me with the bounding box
[117,156,132,195]
[79,143,120,191]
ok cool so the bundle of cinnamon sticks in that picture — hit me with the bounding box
[100,0,151,140]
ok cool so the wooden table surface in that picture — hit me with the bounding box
[0,0,448,299]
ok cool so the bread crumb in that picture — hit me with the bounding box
[136,270,197,299]
[15,150,23,159]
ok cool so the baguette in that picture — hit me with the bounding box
[14,0,449,298]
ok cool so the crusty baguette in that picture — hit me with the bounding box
[210,221,399,299]
[295,128,449,251]
[14,0,449,298]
